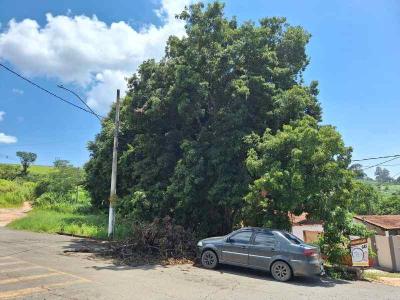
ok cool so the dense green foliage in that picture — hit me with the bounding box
[0,179,35,208]
[0,164,20,180]
[349,163,366,179]
[358,180,400,215]
[34,159,85,207]
[85,2,321,236]
[242,116,371,263]
[243,116,352,229]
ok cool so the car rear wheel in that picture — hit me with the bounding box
[271,261,292,282]
[201,250,218,269]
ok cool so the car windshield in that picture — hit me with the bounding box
[282,232,304,245]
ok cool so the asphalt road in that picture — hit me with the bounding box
[0,227,399,299]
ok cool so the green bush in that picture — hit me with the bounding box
[0,179,36,207]
[0,164,20,180]
[117,191,152,220]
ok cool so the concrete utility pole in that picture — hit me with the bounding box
[108,89,120,238]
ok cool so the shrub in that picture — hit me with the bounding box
[110,216,197,263]
[116,191,152,220]
[34,180,50,198]
[0,179,36,207]
[0,164,20,180]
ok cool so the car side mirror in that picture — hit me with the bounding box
[226,237,232,243]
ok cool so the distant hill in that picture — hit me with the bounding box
[0,163,55,175]
[361,179,400,199]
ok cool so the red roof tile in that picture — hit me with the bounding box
[354,215,400,230]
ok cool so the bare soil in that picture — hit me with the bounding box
[0,201,31,226]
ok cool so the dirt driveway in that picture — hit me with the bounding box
[0,201,31,226]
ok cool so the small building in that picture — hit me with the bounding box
[353,215,400,236]
[353,215,400,272]
[290,213,323,243]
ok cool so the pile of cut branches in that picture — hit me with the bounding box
[108,216,197,265]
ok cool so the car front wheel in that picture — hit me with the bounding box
[271,261,292,282]
[201,250,218,269]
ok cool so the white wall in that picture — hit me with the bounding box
[292,224,323,241]
[392,236,400,272]
[375,235,393,270]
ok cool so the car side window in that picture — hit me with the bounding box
[229,231,253,244]
[254,232,276,246]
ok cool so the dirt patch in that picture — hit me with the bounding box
[376,277,400,287]
[0,201,32,226]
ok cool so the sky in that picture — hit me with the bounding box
[0,0,399,178]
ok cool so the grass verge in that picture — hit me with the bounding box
[0,179,35,208]
[8,208,131,239]
[364,270,400,280]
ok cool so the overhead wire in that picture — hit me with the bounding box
[361,156,400,171]
[57,84,104,120]
[4,62,400,166]
[0,63,99,118]
[352,154,400,162]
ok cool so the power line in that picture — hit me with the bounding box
[352,154,400,162]
[362,156,400,171]
[57,84,104,120]
[0,63,99,118]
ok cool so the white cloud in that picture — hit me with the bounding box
[0,111,4,121]
[12,88,24,95]
[87,69,129,112]
[0,132,17,144]
[0,0,190,113]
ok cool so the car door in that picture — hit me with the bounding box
[248,231,277,270]
[221,230,253,266]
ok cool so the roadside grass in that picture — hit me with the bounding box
[8,206,131,239]
[1,163,133,239]
[364,270,400,281]
[0,179,35,208]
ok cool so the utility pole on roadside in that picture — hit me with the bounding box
[108,89,120,238]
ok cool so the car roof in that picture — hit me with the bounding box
[238,227,281,233]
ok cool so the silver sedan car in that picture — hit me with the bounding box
[197,227,324,282]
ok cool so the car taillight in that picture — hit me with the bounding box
[303,249,317,257]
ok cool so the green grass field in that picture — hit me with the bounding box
[1,162,132,239]
[8,208,130,239]
[0,163,55,175]
[362,179,400,198]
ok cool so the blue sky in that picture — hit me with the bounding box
[0,0,399,178]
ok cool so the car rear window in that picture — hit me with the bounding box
[282,232,303,244]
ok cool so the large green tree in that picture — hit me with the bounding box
[85,2,321,235]
[243,116,353,229]
[243,116,370,263]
